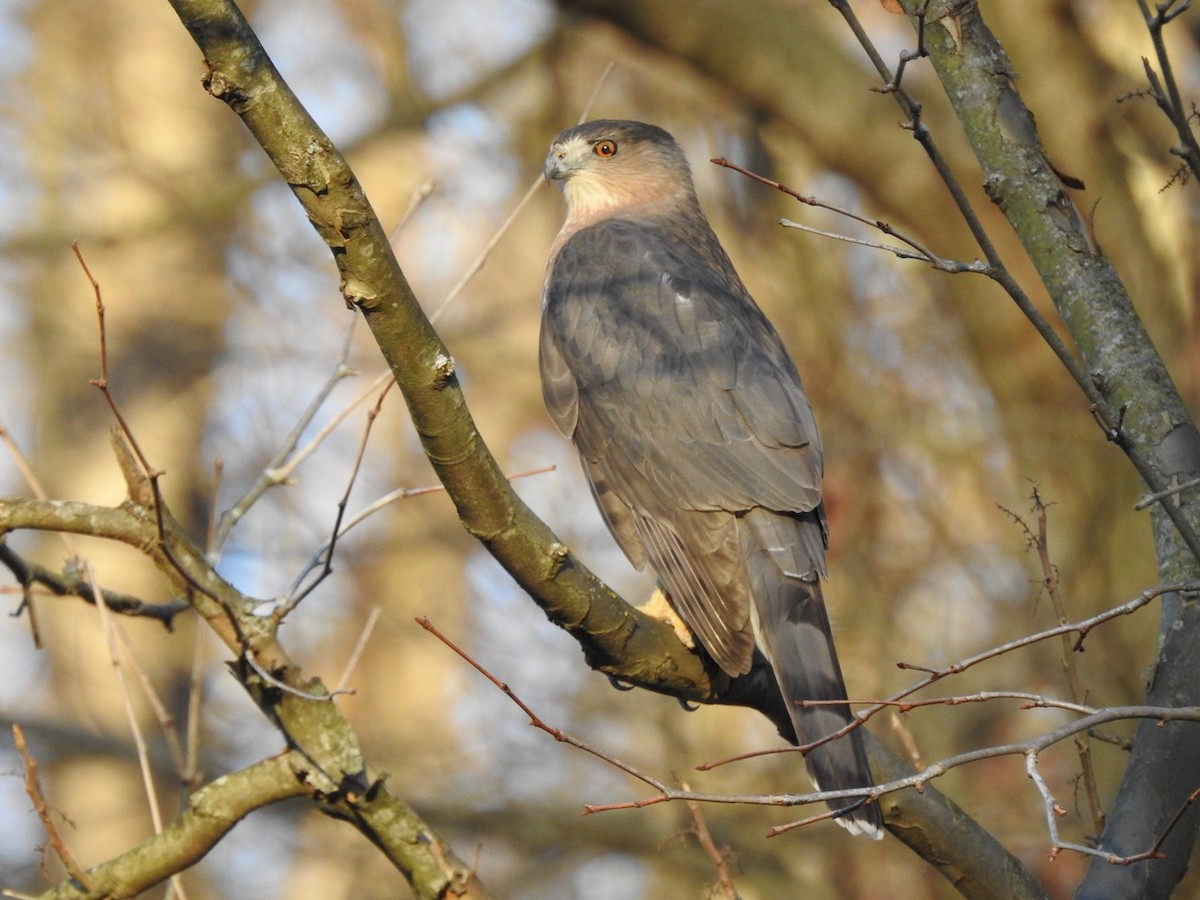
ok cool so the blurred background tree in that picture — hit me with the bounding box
[0,1,1197,898]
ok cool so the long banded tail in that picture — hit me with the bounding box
[741,508,883,839]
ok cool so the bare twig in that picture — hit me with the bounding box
[997,488,1105,832]
[778,217,934,265]
[0,422,47,647]
[701,581,1191,771]
[809,691,1097,717]
[276,375,395,614]
[427,59,617,325]
[267,371,392,490]
[2,405,185,649]
[1135,475,1200,511]
[285,464,555,600]
[889,711,925,772]
[211,319,361,556]
[111,621,191,781]
[1025,749,1171,866]
[184,625,207,787]
[0,414,80,571]
[778,705,1200,850]
[428,176,545,326]
[335,605,383,693]
[388,179,436,245]
[578,59,617,124]
[241,646,351,702]
[637,705,1200,849]
[0,417,49,501]
[415,619,1197,852]
[89,565,162,834]
[1134,0,1200,183]
[1089,729,1134,752]
[827,0,1200,566]
[680,780,741,900]
[75,244,216,616]
[205,456,224,561]
[1144,784,1200,860]
[1,540,41,648]
[873,1,929,94]
[86,562,191,898]
[711,156,990,275]
[0,542,187,628]
[12,724,93,890]
[20,752,312,900]
[416,615,676,800]
[75,244,160,481]
[1027,488,1104,833]
[884,583,1189,709]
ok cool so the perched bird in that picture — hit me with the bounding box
[539,119,882,838]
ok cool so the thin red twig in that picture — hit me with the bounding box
[13,723,93,890]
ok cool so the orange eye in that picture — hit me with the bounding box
[593,139,618,158]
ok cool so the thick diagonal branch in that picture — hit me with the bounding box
[38,753,309,900]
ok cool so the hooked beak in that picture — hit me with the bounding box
[543,144,576,182]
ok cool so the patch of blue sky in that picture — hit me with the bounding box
[0,265,32,494]
[196,803,299,900]
[208,179,377,501]
[425,104,521,213]
[568,854,648,900]
[506,429,654,601]
[896,557,1014,659]
[448,548,592,801]
[0,6,35,489]
[397,104,525,310]
[0,2,32,82]
[0,11,68,885]
[0,586,48,712]
[200,663,287,771]
[404,0,555,100]
[0,746,41,890]
[227,182,333,302]
[0,118,37,237]
[253,0,388,145]
[820,169,1003,449]
[447,430,657,805]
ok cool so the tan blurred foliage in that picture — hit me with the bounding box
[0,1,1196,898]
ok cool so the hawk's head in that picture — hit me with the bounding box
[544,119,698,223]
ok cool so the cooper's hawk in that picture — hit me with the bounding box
[539,119,881,838]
